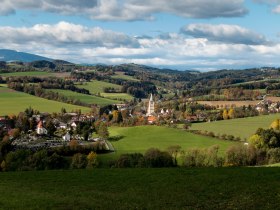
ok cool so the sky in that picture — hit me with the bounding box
[0,0,280,71]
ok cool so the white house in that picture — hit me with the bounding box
[62,132,71,141]
[37,121,48,135]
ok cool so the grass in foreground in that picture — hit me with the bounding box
[49,89,119,106]
[0,86,90,115]
[0,168,279,209]
[191,114,280,140]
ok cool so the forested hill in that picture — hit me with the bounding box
[0,49,53,62]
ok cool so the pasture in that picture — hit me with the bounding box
[100,126,239,162]
[111,71,139,81]
[77,80,133,101]
[191,113,280,140]
[0,86,90,115]
[0,168,279,209]
[0,71,52,77]
[197,100,259,107]
[49,89,120,106]
[77,80,122,94]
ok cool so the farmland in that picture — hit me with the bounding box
[111,71,139,81]
[0,86,90,115]
[0,71,53,77]
[49,89,120,106]
[191,113,280,140]
[197,100,259,107]
[77,80,122,94]
[0,168,279,209]
[77,80,133,101]
[100,126,239,162]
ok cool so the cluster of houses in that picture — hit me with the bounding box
[255,96,280,113]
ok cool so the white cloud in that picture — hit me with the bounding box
[0,21,139,48]
[0,0,248,20]
[1,22,280,70]
[181,24,268,45]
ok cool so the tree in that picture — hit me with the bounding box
[87,151,98,168]
[167,145,181,165]
[228,108,235,119]
[223,109,229,120]
[97,123,109,139]
[71,153,87,169]
[248,134,265,149]
[270,119,280,130]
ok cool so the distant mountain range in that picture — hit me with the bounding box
[0,49,53,62]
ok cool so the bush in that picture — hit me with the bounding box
[71,153,87,169]
[225,145,257,166]
[144,148,174,168]
[115,153,145,168]
[182,145,223,167]
[267,148,280,164]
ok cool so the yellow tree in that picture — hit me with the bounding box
[270,119,280,130]
[228,108,235,119]
[223,109,229,120]
[87,151,98,168]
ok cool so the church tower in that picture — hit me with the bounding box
[147,94,155,116]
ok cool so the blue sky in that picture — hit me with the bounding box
[0,0,280,71]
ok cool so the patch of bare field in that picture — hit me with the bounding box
[197,100,259,108]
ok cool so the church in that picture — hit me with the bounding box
[146,94,155,116]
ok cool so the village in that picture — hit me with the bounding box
[0,93,280,152]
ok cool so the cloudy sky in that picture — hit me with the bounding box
[1,0,280,71]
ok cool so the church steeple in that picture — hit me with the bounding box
[147,94,155,116]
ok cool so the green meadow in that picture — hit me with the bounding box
[0,86,90,115]
[77,80,122,94]
[0,168,279,210]
[100,126,239,163]
[111,72,139,81]
[49,89,119,106]
[191,113,280,140]
[77,80,133,101]
[0,71,53,77]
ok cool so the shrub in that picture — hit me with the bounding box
[71,153,87,169]
[267,148,280,164]
[144,148,174,168]
[225,145,257,166]
[115,153,145,168]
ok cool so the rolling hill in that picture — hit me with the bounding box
[0,49,52,62]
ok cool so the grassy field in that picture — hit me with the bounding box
[0,86,90,115]
[0,71,52,77]
[101,92,133,101]
[0,71,71,78]
[191,113,280,140]
[197,100,259,107]
[77,80,122,94]
[0,168,280,209]
[77,80,133,101]
[100,126,239,162]
[111,71,139,81]
[49,89,120,106]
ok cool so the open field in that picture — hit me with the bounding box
[77,80,122,94]
[0,71,71,78]
[101,92,133,101]
[100,126,239,162]
[111,71,139,81]
[77,80,133,101]
[0,168,280,209]
[0,86,90,115]
[49,89,120,106]
[191,113,280,140]
[197,100,260,107]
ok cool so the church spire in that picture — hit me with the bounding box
[147,93,155,116]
